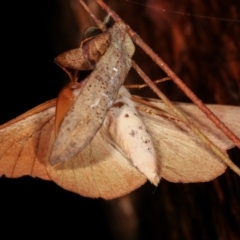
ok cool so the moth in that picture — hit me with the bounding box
[0,86,239,199]
[52,20,160,185]
[0,14,239,199]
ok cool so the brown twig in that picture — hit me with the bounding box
[79,0,107,32]
[125,77,171,89]
[94,0,240,149]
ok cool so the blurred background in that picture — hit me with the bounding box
[0,0,239,239]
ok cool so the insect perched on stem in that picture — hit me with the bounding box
[0,0,239,199]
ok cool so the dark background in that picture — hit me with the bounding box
[0,0,240,239]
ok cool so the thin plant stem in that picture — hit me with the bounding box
[94,0,240,149]
[132,60,240,176]
[125,77,171,89]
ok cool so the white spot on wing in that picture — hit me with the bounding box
[102,93,109,98]
[90,98,100,108]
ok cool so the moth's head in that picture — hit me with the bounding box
[82,14,112,42]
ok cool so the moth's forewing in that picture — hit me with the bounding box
[0,96,239,199]
[135,98,240,182]
[0,100,146,199]
[47,129,146,199]
[50,22,135,165]
[0,100,56,180]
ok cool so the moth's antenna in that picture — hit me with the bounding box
[79,0,107,32]
[127,0,240,23]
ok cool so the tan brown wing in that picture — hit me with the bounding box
[0,100,146,199]
[0,100,56,180]
[47,129,146,199]
[135,98,240,183]
[0,94,238,198]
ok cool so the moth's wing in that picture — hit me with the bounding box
[0,100,56,180]
[0,100,146,199]
[47,129,146,200]
[171,102,240,150]
[135,98,240,183]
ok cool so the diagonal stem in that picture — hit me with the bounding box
[95,0,240,149]
[79,0,240,175]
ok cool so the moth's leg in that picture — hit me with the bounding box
[57,63,79,83]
